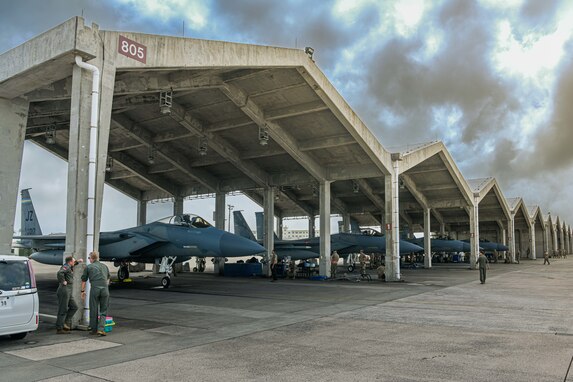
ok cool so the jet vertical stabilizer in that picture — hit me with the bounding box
[255,212,279,240]
[21,189,42,236]
[233,211,257,241]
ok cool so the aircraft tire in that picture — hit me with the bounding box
[193,267,198,272]
[161,276,171,288]
[347,264,355,273]
[118,267,129,281]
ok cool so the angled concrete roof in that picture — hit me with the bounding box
[1,17,400,220]
[507,197,531,230]
[527,205,546,232]
[467,177,511,222]
[389,141,474,231]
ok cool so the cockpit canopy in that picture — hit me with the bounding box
[156,214,212,228]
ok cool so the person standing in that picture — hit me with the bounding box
[81,251,111,336]
[358,250,367,275]
[330,251,340,279]
[515,250,520,264]
[270,250,278,281]
[476,251,489,284]
[543,251,550,265]
[55,256,81,334]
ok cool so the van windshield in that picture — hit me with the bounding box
[0,260,32,291]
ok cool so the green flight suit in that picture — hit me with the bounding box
[82,261,111,332]
[56,263,78,330]
[477,254,488,284]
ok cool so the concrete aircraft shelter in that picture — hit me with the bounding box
[506,197,532,260]
[464,178,513,262]
[527,205,546,260]
[0,17,537,279]
[385,141,475,268]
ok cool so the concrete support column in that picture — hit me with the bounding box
[384,166,401,281]
[440,222,446,236]
[342,213,351,233]
[213,192,226,275]
[173,196,184,216]
[92,57,116,249]
[423,208,432,269]
[64,65,93,328]
[319,181,331,277]
[137,200,147,226]
[263,187,275,277]
[469,199,479,270]
[64,66,93,263]
[553,226,558,255]
[0,98,28,253]
[530,223,536,260]
[276,217,283,240]
[508,217,516,263]
[308,216,315,238]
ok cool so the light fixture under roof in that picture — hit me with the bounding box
[159,89,173,115]
[105,156,113,172]
[148,145,156,165]
[45,124,56,145]
[259,125,269,146]
[352,181,360,193]
[199,138,208,156]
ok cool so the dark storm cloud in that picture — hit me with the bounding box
[518,0,561,35]
[365,0,520,151]
[210,0,379,71]
[529,38,573,171]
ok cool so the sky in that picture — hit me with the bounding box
[2,0,573,235]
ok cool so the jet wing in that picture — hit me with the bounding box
[13,235,66,249]
[103,231,169,258]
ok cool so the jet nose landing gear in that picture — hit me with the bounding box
[158,256,177,288]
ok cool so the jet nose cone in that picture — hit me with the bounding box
[220,233,266,257]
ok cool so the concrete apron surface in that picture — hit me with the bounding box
[1,259,572,382]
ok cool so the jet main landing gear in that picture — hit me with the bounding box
[114,261,130,282]
[158,256,177,288]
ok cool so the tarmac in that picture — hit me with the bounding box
[1,258,572,382]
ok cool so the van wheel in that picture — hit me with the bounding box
[10,332,27,340]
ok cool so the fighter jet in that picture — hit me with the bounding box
[408,237,472,253]
[233,211,423,262]
[14,189,265,287]
[461,239,508,252]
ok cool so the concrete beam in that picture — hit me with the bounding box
[221,82,327,181]
[265,100,328,121]
[169,101,270,187]
[327,164,383,181]
[111,152,180,196]
[279,188,315,217]
[113,71,223,96]
[299,134,356,152]
[111,114,219,191]
[355,179,385,212]
[400,174,429,209]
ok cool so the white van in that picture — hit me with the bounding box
[0,254,39,339]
